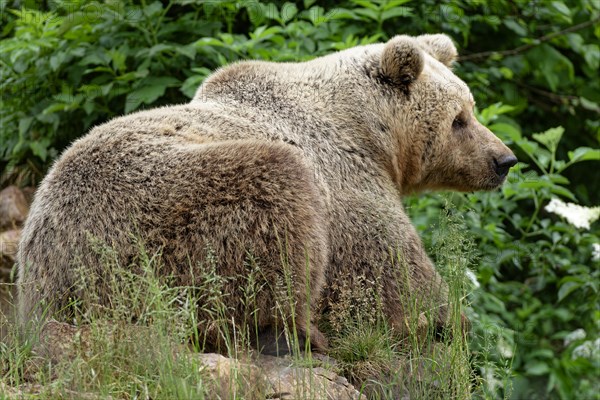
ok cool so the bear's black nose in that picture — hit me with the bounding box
[494,155,518,177]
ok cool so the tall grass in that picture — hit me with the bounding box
[0,208,491,399]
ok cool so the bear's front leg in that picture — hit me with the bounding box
[384,222,473,342]
[383,224,451,339]
[326,190,463,342]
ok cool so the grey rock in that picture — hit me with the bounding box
[0,186,29,230]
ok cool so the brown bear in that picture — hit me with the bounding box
[17,34,516,354]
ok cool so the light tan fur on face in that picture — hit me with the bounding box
[18,34,515,350]
[380,38,515,193]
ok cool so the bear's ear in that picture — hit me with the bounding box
[380,35,424,86]
[416,34,457,67]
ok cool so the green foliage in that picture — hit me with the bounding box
[1,1,599,398]
[407,107,599,399]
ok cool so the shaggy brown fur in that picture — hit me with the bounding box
[18,34,516,352]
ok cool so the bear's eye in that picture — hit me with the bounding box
[452,114,466,130]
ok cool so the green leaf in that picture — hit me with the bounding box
[517,140,551,169]
[550,185,576,201]
[126,86,160,113]
[109,49,127,72]
[175,45,196,59]
[143,1,163,18]
[193,37,226,48]
[478,103,515,125]
[503,19,527,36]
[251,26,283,41]
[263,3,280,22]
[526,361,550,376]
[181,68,212,99]
[382,0,413,10]
[558,281,580,302]
[42,103,68,115]
[30,139,51,162]
[381,7,412,21]
[49,52,66,71]
[529,44,574,90]
[329,8,358,20]
[79,51,111,66]
[566,33,584,52]
[116,70,147,83]
[281,3,298,23]
[83,101,95,115]
[244,3,265,26]
[125,77,179,114]
[354,8,379,21]
[551,1,571,21]
[582,44,600,70]
[18,117,33,136]
[579,97,600,113]
[489,122,521,142]
[532,127,564,152]
[351,0,380,10]
[568,147,600,163]
[146,44,174,57]
[518,180,553,190]
[304,6,331,25]
[547,174,570,185]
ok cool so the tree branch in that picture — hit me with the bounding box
[514,81,578,105]
[458,16,600,62]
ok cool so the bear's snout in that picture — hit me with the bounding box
[493,154,518,178]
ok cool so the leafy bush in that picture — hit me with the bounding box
[1,1,599,398]
[406,110,599,399]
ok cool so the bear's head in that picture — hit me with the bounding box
[367,34,517,193]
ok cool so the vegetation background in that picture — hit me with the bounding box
[1,0,598,399]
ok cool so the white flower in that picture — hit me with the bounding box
[564,328,586,346]
[592,243,600,262]
[572,338,600,361]
[482,366,502,393]
[497,337,514,358]
[465,269,480,288]
[544,198,600,230]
